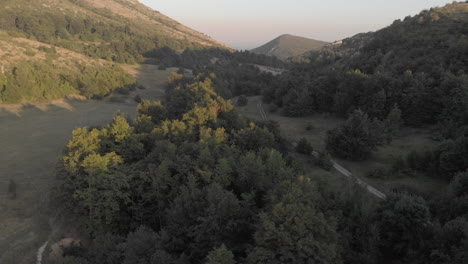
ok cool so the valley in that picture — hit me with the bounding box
[0,0,467,263]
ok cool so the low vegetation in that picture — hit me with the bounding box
[0,58,135,103]
[296,137,313,155]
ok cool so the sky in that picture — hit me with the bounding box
[139,0,456,50]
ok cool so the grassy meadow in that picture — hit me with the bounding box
[0,64,176,263]
[237,96,447,197]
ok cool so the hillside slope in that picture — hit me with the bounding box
[265,1,468,128]
[0,0,232,103]
[0,30,135,104]
[295,2,468,67]
[251,34,328,60]
[0,0,230,63]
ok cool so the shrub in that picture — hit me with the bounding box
[115,87,130,95]
[325,110,381,161]
[296,137,313,155]
[134,95,142,103]
[128,84,137,92]
[38,46,57,54]
[237,95,248,106]
[24,48,36,57]
[317,152,334,171]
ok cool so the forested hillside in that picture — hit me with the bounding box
[265,2,468,133]
[0,0,232,104]
[247,3,468,197]
[0,0,229,63]
[0,31,136,103]
[8,1,468,263]
[277,2,468,118]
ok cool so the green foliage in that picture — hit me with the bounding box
[384,104,403,143]
[406,136,468,179]
[317,152,334,171]
[23,48,35,56]
[434,170,468,222]
[234,123,276,151]
[137,100,167,124]
[51,11,468,259]
[0,0,217,64]
[375,194,432,262]
[326,110,383,160]
[86,234,125,264]
[438,137,468,177]
[296,137,313,155]
[134,95,142,103]
[206,245,236,264]
[430,217,468,264]
[247,180,340,264]
[148,48,287,99]
[123,226,160,264]
[56,73,381,263]
[264,2,468,137]
[236,95,248,106]
[0,60,135,103]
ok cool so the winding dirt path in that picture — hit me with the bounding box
[36,241,48,264]
[256,101,386,200]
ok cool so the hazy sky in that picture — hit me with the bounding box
[139,0,455,49]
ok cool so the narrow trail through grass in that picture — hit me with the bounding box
[0,64,175,263]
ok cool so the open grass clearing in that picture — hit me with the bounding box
[253,64,286,76]
[335,127,446,196]
[236,96,344,151]
[236,96,447,196]
[0,64,175,263]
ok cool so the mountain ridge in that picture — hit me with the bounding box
[77,0,231,49]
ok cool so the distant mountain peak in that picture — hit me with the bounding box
[251,34,328,60]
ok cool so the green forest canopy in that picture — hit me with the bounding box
[52,72,468,264]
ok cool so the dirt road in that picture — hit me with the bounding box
[256,101,386,200]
